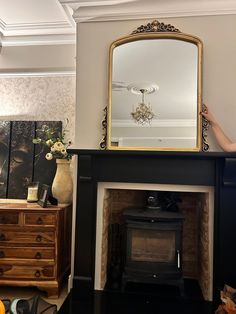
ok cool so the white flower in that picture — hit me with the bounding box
[32,122,72,161]
[45,153,53,160]
[61,149,68,156]
[54,141,65,151]
[32,138,42,144]
[46,139,53,146]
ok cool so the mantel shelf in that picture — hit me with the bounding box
[68,148,236,159]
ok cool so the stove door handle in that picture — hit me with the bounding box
[177,250,180,269]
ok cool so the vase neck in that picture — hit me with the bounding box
[56,159,70,164]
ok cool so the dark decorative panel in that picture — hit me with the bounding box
[0,121,11,198]
[0,120,62,200]
[8,121,35,199]
[33,121,62,188]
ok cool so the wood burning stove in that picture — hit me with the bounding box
[122,207,185,295]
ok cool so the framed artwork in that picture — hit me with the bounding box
[37,184,50,208]
[0,120,61,199]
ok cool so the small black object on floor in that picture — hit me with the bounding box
[8,295,57,314]
[58,290,216,314]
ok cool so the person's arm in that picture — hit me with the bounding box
[201,106,236,152]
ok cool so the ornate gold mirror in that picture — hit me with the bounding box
[100,20,208,151]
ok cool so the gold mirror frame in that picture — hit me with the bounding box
[100,20,209,151]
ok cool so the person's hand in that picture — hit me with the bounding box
[201,105,217,125]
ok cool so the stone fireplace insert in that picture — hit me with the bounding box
[68,149,236,302]
[95,183,213,300]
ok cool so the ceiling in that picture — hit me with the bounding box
[0,0,76,46]
[0,0,235,46]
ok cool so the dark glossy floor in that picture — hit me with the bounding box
[58,289,217,314]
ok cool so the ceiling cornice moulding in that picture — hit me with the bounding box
[112,119,196,128]
[72,0,236,22]
[1,34,76,47]
[0,31,2,53]
[0,71,76,78]
[0,1,76,46]
[59,0,136,9]
[0,18,75,36]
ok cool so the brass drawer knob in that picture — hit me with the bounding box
[0,233,6,241]
[37,217,43,225]
[0,251,5,258]
[35,270,41,278]
[35,252,42,259]
[36,235,42,242]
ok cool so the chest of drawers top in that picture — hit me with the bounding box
[0,203,65,211]
[0,203,66,226]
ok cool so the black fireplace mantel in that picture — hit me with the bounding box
[68,149,236,301]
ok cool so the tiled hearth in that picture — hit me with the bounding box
[95,183,214,300]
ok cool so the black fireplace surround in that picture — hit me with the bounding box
[68,149,236,301]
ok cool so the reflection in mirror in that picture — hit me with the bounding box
[103,20,207,151]
[111,39,198,149]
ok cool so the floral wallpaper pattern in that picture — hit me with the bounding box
[0,75,76,143]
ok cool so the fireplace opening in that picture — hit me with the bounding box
[95,183,214,301]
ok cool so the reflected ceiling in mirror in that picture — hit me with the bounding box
[102,20,205,151]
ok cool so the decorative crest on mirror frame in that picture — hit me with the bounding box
[100,19,210,152]
[132,20,180,34]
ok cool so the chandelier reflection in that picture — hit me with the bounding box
[131,88,155,125]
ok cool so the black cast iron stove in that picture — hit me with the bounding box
[122,206,185,295]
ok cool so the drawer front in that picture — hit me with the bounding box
[0,264,55,279]
[0,231,55,245]
[0,212,19,225]
[0,247,54,260]
[24,213,56,226]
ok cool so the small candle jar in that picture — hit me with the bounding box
[27,182,39,202]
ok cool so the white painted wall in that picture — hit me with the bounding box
[0,44,76,73]
[75,15,236,151]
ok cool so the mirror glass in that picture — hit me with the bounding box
[106,30,203,151]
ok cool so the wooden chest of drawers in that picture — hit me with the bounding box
[0,203,72,298]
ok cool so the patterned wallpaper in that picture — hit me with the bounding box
[0,75,76,143]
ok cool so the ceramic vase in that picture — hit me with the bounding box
[52,159,73,205]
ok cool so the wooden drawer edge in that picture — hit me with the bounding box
[0,259,55,265]
[0,279,59,287]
